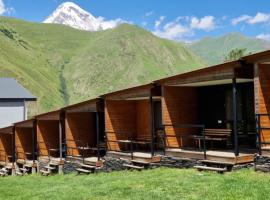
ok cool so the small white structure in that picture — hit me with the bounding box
[0,78,36,128]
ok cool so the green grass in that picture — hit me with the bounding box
[0,17,204,115]
[0,168,269,200]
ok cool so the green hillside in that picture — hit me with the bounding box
[189,32,270,65]
[0,17,204,115]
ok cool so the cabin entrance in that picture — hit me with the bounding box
[198,82,256,151]
[163,78,255,164]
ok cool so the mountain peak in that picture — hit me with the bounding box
[44,1,123,31]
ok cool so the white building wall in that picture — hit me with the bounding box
[0,101,26,128]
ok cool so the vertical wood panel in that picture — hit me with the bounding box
[15,127,32,160]
[162,86,198,148]
[136,100,151,138]
[256,64,270,145]
[65,112,96,156]
[37,120,59,157]
[105,100,137,151]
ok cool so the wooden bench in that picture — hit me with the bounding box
[134,135,151,145]
[204,129,231,141]
[194,129,231,149]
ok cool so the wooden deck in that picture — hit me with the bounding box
[66,156,103,167]
[261,147,270,157]
[166,148,254,164]
[107,151,161,163]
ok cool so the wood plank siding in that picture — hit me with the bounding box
[162,86,198,148]
[255,64,270,145]
[105,100,151,151]
[65,112,96,156]
[15,127,32,160]
[0,134,13,162]
[36,120,59,157]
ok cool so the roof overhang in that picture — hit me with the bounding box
[62,98,102,113]
[102,84,158,100]
[0,126,14,134]
[14,119,35,128]
[155,60,240,86]
[172,78,253,87]
[35,110,61,121]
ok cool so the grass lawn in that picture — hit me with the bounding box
[0,168,269,200]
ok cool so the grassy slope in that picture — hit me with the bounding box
[189,32,270,65]
[64,24,204,102]
[0,168,269,200]
[0,17,204,114]
[0,18,64,115]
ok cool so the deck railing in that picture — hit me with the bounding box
[163,124,206,159]
[256,113,270,155]
[105,131,160,159]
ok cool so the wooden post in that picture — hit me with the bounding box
[31,121,36,174]
[11,128,16,176]
[232,77,239,156]
[150,91,154,157]
[58,119,63,174]
[96,112,100,161]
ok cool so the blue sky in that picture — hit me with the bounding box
[1,0,270,41]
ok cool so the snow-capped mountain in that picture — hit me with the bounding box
[44,2,125,31]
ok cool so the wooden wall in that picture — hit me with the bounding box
[0,134,12,162]
[162,86,198,148]
[136,100,151,139]
[37,120,59,157]
[15,127,32,160]
[255,64,270,145]
[105,100,151,151]
[65,112,96,156]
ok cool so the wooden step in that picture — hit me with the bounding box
[80,164,96,170]
[131,160,150,165]
[201,160,233,166]
[123,164,144,170]
[194,165,227,173]
[16,171,23,176]
[44,166,55,170]
[24,164,33,168]
[76,168,92,174]
[49,162,59,167]
[19,168,28,172]
[40,170,50,176]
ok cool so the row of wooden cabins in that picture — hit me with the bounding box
[0,50,270,175]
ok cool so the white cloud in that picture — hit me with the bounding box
[190,16,215,31]
[232,12,270,25]
[154,16,165,29]
[144,11,154,17]
[0,0,5,15]
[153,21,192,41]
[232,15,251,25]
[248,12,270,24]
[256,33,270,41]
[97,17,129,29]
[152,15,217,41]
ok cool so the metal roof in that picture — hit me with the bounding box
[0,78,36,100]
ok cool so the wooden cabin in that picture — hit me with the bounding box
[103,84,162,162]
[154,51,270,164]
[244,52,270,157]
[0,126,14,174]
[62,98,105,166]
[35,110,64,164]
[14,119,37,173]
